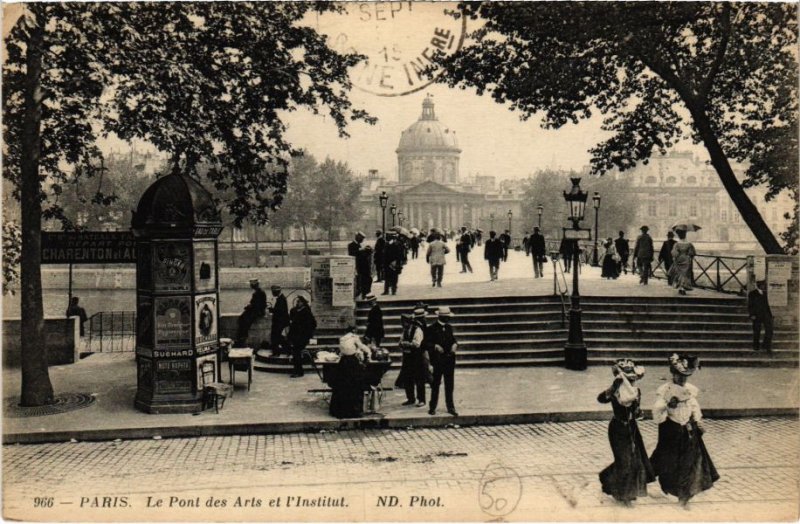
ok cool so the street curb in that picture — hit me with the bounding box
[3,407,797,445]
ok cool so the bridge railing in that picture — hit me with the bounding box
[650,254,753,295]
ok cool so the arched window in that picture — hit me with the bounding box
[666,176,676,185]
[645,176,657,185]
[686,176,697,185]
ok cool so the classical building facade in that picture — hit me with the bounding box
[613,151,793,252]
[357,96,524,236]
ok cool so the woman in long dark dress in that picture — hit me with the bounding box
[601,238,619,279]
[649,353,719,507]
[329,328,369,419]
[597,359,654,505]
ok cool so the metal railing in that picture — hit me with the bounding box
[87,311,136,352]
[649,254,752,295]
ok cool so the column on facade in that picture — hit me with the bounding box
[437,205,443,228]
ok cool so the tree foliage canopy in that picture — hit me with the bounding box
[439,2,798,252]
[3,2,374,225]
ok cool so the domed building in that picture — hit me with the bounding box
[359,95,524,234]
[396,96,461,185]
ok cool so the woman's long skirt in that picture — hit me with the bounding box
[671,256,693,290]
[649,419,720,500]
[599,419,655,502]
[601,254,619,278]
[329,355,365,419]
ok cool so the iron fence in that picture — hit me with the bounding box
[650,254,752,294]
[87,311,136,352]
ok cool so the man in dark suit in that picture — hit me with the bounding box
[347,231,365,257]
[354,245,373,299]
[748,280,773,352]
[484,230,504,281]
[530,227,546,278]
[523,232,531,256]
[458,227,473,273]
[559,237,573,273]
[658,231,677,284]
[499,230,511,261]
[382,232,404,295]
[425,306,458,416]
[373,230,385,282]
[268,285,289,355]
[633,225,654,285]
[236,278,267,346]
[288,296,316,378]
[614,231,631,275]
[364,293,385,347]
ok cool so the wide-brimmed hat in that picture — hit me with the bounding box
[413,306,426,318]
[613,359,645,382]
[355,231,365,238]
[437,306,453,317]
[669,353,699,376]
[364,292,377,302]
[270,285,281,292]
[640,225,649,232]
[249,278,259,285]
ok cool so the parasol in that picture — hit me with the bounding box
[409,227,420,235]
[671,222,702,232]
[391,225,413,238]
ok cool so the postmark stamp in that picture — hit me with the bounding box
[315,2,466,97]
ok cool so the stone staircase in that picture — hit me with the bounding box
[254,294,798,372]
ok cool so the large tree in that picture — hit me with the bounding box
[312,158,363,254]
[439,2,798,254]
[3,3,372,405]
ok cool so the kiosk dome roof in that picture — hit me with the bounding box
[132,168,220,230]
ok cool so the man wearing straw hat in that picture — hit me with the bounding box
[235,278,267,346]
[425,306,459,416]
[633,225,654,285]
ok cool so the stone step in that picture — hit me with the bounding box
[365,295,744,308]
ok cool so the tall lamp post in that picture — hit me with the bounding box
[390,204,397,227]
[507,209,513,246]
[379,191,389,235]
[591,192,601,267]
[563,177,589,370]
[537,204,543,229]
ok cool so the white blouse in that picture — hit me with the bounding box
[652,382,703,426]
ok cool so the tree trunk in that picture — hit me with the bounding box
[689,105,784,254]
[20,16,54,406]
[301,224,310,267]
[279,228,285,267]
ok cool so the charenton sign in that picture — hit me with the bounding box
[41,231,136,264]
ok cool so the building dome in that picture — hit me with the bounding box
[131,167,221,233]
[396,96,460,153]
[396,96,461,185]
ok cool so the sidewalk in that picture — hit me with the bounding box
[4,352,797,444]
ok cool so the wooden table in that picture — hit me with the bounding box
[228,347,254,393]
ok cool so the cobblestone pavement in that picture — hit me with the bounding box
[4,418,797,521]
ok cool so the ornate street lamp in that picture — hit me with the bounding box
[591,192,601,267]
[379,191,389,235]
[562,177,590,370]
[537,204,544,229]
[390,204,397,227]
